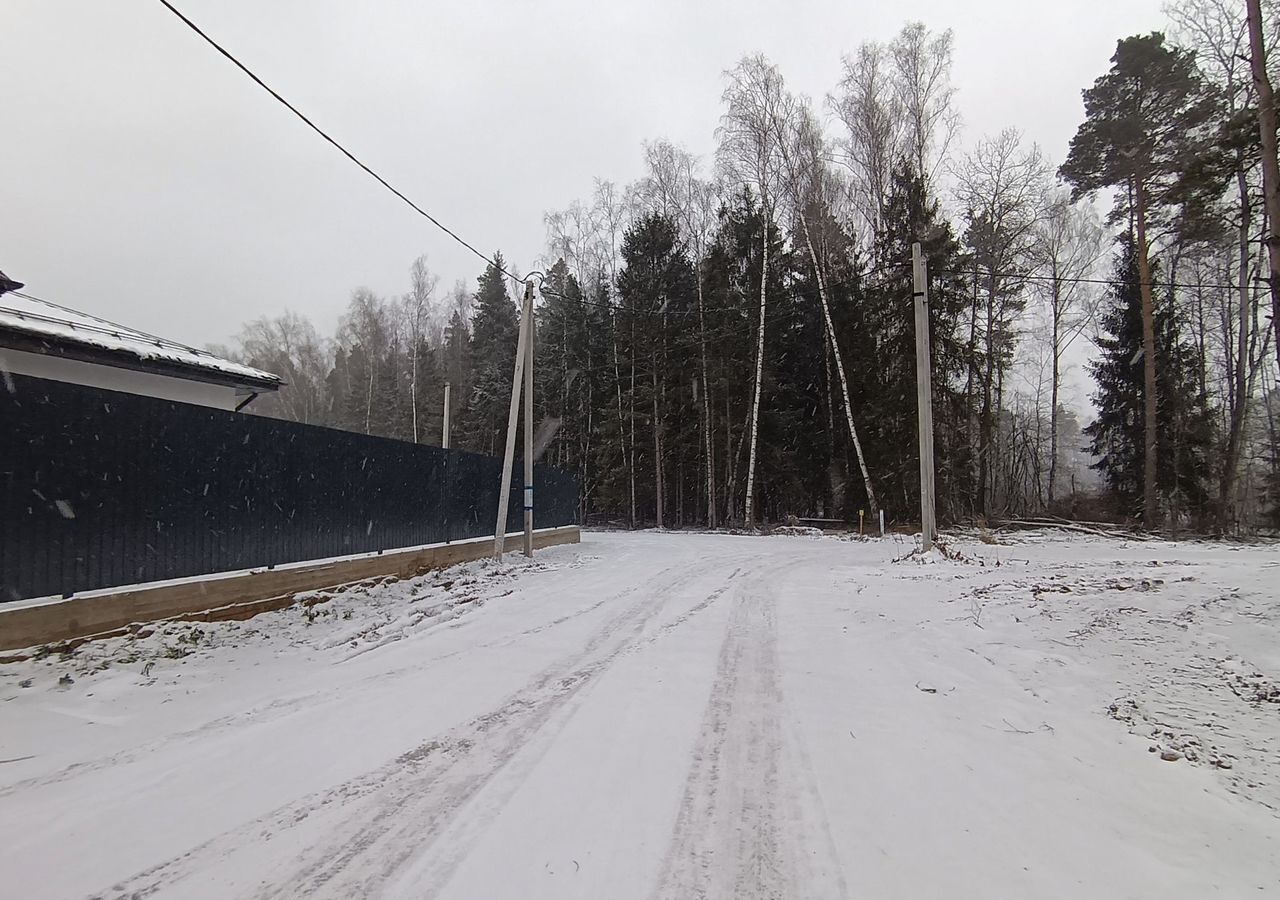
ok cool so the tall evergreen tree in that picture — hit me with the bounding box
[535,258,610,520]
[1061,32,1216,527]
[701,188,788,525]
[369,340,410,442]
[442,309,473,445]
[457,253,519,456]
[410,337,445,445]
[616,213,698,526]
[1086,238,1215,524]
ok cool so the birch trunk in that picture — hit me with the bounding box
[410,340,419,443]
[1048,272,1061,505]
[743,215,769,529]
[799,213,878,513]
[698,272,716,527]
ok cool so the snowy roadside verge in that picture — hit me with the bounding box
[0,547,588,781]
[904,528,1280,814]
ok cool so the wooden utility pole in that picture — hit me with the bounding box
[1247,0,1280,371]
[912,242,937,551]
[442,381,451,449]
[494,282,535,561]
[522,284,535,558]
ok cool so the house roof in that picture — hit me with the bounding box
[0,292,282,391]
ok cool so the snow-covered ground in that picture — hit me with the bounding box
[1,530,1278,899]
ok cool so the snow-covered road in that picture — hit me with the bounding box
[2,531,1278,898]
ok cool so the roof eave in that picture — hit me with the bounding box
[0,328,284,393]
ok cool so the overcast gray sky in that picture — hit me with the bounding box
[5,0,1165,380]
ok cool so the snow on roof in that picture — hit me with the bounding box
[0,292,282,388]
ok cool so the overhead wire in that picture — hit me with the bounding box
[158,1,1254,349]
[540,264,922,384]
[957,267,1265,294]
[154,0,523,285]
[538,259,912,316]
[153,2,914,310]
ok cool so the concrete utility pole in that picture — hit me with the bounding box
[494,282,535,561]
[442,381,451,449]
[912,242,938,551]
[522,284,535,558]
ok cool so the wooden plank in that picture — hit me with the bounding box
[0,526,580,652]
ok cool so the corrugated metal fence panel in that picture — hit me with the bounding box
[0,373,578,602]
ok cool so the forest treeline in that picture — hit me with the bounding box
[224,7,1280,534]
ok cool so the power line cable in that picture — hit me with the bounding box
[164,2,1250,333]
[155,0,520,284]
[958,266,1266,294]
[539,259,911,315]
[156,3,914,311]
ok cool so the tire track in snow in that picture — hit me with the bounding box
[388,565,751,900]
[651,560,846,900]
[3,560,617,800]
[95,555,751,900]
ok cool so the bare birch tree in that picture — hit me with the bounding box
[775,94,880,513]
[1032,189,1105,503]
[234,312,333,425]
[890,22,960,189]
[718,54,787,528]
[404,255,438,443]
[339,289,392,435]
[953,129,1050,514]
[830,42,904,238]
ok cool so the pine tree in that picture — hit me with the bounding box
[1061,32,1216,527]
[1086,237,1216,524]
[457,253,519,456]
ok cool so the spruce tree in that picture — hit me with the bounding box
[457,253,519,456]
[1086,237,1215,524]
[442,309,473,445]
[616,213,697,525]
[410,338,444,445]
[535,260,586,470]
[369,345,409,441]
